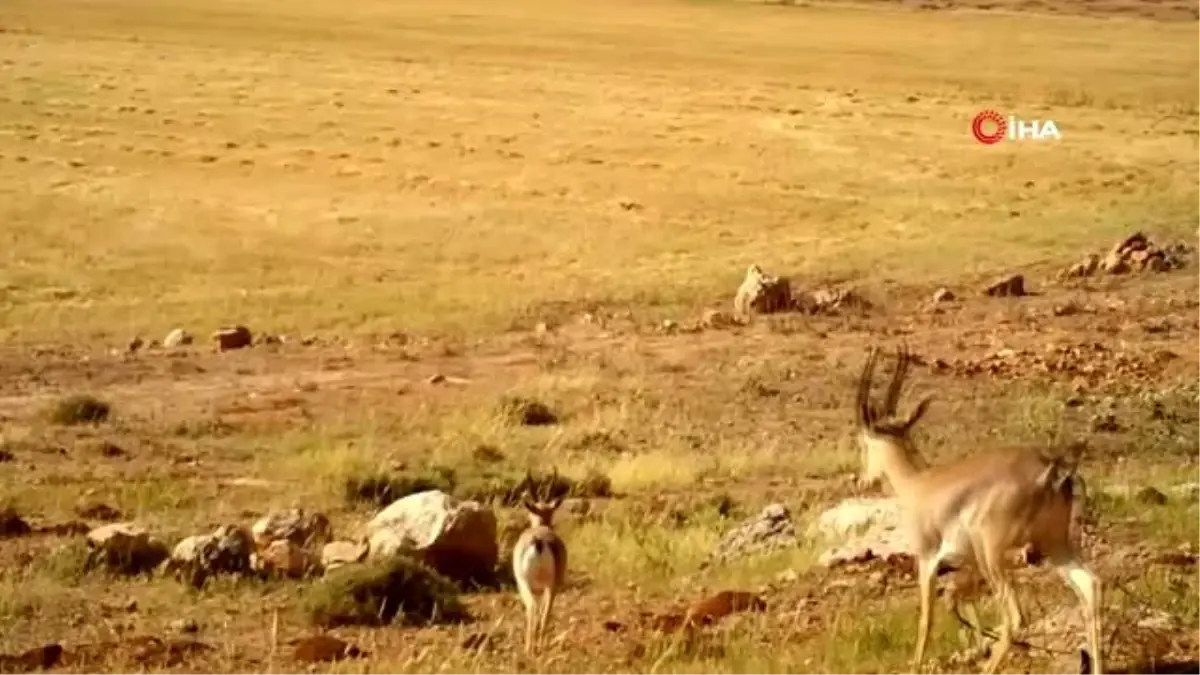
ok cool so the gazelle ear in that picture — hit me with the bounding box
[902,397,933,433]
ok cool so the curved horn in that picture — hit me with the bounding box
[882,342,911,418]
[857,346,880,429]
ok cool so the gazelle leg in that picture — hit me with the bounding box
[1055,557,1103,675]
[913,555,939,673]
[537,588,556,651]
[517,580,537,654]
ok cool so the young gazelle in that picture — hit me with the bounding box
[512,481,568,655]
[854,343,1102,675]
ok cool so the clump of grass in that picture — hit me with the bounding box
[305,557,469,628]
[343,464,613,509]
[497,395,558,426]
[0,504,32,538]
[343,466,456,508]
[45,394,111,425]
[44,540,93,585]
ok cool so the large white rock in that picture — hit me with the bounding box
[365,490,498,584]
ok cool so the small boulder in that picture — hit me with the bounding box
[163,328,194,348]
[251,508,333,550]
[811,497,908,568]
[931,287,956,303]
[85,522,169,575]
[254,539,321,579]
[211,325,252,351]
[0,507,32,538]
[733,265,792,317]
[983,274,1026,297]
[702,503,797,568]
[321,540,369,573]
[292,635,364,663]
[165,524,255,587]
[365,490,498,585]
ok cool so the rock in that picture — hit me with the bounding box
[254,539,320,579]
[931,287,955,303]
[700,308,735,329]
[85,522,169,575]
[683,590,767,628]
[733,265,792,317]
[75,502,122,522]
[365,490,499,585]
[165,525,255,587]
[1134,486,1168,506]
[211,325,252,351]
[251,508,333,550]
[163,328,193,348]
[292,634,364,663]
[321,540,369,573]
[126,336,144,353]
[795,286,871,314]
[0,643,63,673]
[811,497,911,568]
[983,274,1026,297]
[0,507,32,538]
[1059,254,1100,280]
[810,497,902,539]
[169,618,200,634]
[702,503,797,568]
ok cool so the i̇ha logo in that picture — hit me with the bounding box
[972,110,1061,145]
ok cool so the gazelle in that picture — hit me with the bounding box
[512,476,568,655]
[853,343,1102,674]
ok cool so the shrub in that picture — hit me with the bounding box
[46,394,111,425]
[305,557,469,628]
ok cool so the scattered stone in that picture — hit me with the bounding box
[292,634,364,663]
[733,264,793,317]
[660,318,678,333]
[0,448,13,463]
[700,308,735,329]
[931,287,955,303]
[126,336,145,353]
[0,507,32,538]
[702,503,797,568]
[84,522,169,575]
[809,497,927,568]
[321,540,369,573]
[683,590,767,630]
[75,502,122,522]
[498,396,558,426]
[251,508,333,550]
[254,333,282,346]
[1059,254,1101,280]
[427,373,446,385]
[169,618,200,634]
[365,489,499,585]
[1089,413,1120,433]
[211,325,252,351]
[164,525,255,587]
[254,539,321,579]
[0,643,63,673]
[1134,486,1168,506]
[1060,232,1190,280]
[983,274,1026,297]
[163,328,193,348]
[794,286,871,314]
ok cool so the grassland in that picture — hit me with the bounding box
[0,0,1197,672]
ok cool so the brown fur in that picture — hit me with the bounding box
[854,344,1103,675]
[512,496,568,654]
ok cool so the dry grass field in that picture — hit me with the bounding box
[0,0,1197,672]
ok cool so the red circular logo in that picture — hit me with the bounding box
[972,110,1007,145]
